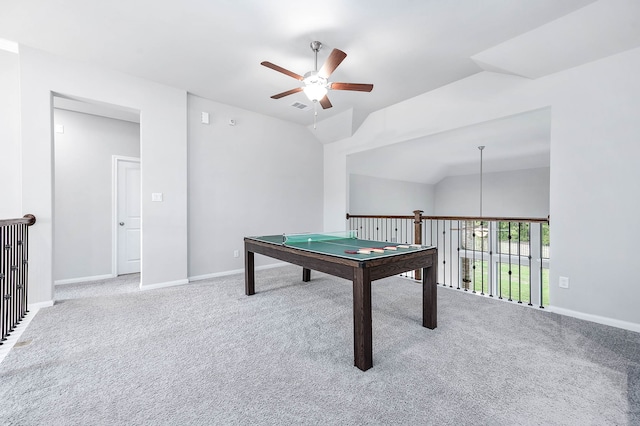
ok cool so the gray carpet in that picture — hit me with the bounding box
[1,266,639,425]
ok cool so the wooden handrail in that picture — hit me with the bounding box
[0,214,37,227]
[347,213,548,223]
[347,213,413,220]
[422,215,548,223]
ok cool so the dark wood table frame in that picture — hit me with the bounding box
[244,237,438,371]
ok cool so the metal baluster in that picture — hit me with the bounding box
[405,218,408,244]
[11,224,18,330]
[464,222,469,291]
[472,224,476,294]
[480,220,485,295]
[444,220,448,288]
[488,221,494,297]
[448,220,452,288]
[528,223,533,306]
[6,225,12,334]
[439,220,445,286]
[456,220,461,290]
[15,225,22,322]
[22,223,29,316]
[430,220,434,247]
[373,218,376,240]
[508,222,512,302]
[518,222,522,304]
[540,223,545,309]
[7,225,15,334]
[385,218,389,242]
[0,226,6,343]
[423,218,427,249]
[18,224,24,320]
[498,222,503,300]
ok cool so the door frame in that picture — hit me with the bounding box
[112,155,141,277]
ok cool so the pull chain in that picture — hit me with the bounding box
[313,102,318,129]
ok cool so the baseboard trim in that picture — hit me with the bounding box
[28,300,54,310]
[189,262,288,283]
[189,262,291,282]
[54,274,115,286]
[189,269,243,282]
[547,305,640,333]
[139,278,190,291]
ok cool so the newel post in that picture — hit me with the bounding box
[413,210,423,281]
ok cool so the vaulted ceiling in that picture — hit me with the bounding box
[0,0,612,126]
[2,0,640,183]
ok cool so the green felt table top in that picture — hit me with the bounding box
[247,233,432,261]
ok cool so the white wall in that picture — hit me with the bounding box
[348,174,434,216]
[188,94,324,278]
[324,47,640,330]
[0,49,21,219]
[53,109,140,282]
[18,46,188,303]
[434,168,550,218]
[545,49,640,328]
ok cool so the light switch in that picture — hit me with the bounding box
[151,193,163,202]
[201,112,210,124]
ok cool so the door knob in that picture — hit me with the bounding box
[119,222,125,226]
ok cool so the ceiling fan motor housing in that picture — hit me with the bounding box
[303,71,327,87]
[310,41,322,53]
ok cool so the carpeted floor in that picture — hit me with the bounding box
[1,266,639,425]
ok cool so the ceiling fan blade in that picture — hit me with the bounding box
[261,61,304,81]
[318,49,347,79]
[330,82,374,92]
[271,87,303,99]
[319,95,332,109]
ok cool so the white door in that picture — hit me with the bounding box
[117,159,141,274]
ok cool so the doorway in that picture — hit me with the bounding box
[52,95,140,288]
[113,156,141,275]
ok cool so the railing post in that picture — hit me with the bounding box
[413,210,423,281]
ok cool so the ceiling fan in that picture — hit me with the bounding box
[261,41,373,109]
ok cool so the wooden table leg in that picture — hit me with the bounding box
[353,267,373,371]
[245,248,255,295]
[423,262,437,329]
[302,268,311,282]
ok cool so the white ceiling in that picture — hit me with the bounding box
[348,108,551,184]
[2,0,640,183]
[0,0,604,126]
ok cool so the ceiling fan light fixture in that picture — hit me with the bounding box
[303,84,328,102]
[302,72,328,102]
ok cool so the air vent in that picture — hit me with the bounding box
[290,101,311,111]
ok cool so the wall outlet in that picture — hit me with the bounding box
[559,276,569,289]
[233,250,239,258]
